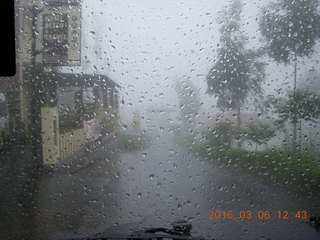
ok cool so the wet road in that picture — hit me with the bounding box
[2,133,320,240]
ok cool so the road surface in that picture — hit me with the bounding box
[1,132,319,240]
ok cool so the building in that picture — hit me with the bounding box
[41,73,120,164]
[0,1,121,166]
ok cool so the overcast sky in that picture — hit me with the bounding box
[73,0,320,126]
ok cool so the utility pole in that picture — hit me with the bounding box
[29,4,43,170]
[293,51,298,153]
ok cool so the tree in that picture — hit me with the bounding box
[246,121,276,151]
[206,0,265,147]
[272,89,320,153]
[175,77,201,135]
[274,90,320,125]
[206,121,237,149]
[259,0,320,149]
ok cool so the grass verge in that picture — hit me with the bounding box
[189,139,320,194]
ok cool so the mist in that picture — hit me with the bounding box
[63,0,320,129]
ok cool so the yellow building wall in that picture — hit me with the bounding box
[18,1,84,165]
[41,107,86,165]
[59,128,86,160]
[41,107,60,165]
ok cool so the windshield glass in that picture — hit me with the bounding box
[1,0,320,239]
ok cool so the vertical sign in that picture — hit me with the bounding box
[43,12,69,64]
[42,1,81,66]
[68,5,81,65]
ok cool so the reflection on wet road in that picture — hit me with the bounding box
[2,132,320,240]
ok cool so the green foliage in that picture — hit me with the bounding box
[259,0,320,63]
[272,89,320,127]
[259,0,320,152]
[100,109,118,135]
[246,121,276,146]
[206,0,265,111]
[0,127,9,142]
[205,121,238,148]
[191,140,320,192]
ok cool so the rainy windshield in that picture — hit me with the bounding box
[1,0,320,239]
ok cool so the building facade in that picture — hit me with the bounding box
[0,0,120,166]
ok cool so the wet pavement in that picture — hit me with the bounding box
[1,132,320,240]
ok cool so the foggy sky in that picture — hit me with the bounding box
[66,0,320,126]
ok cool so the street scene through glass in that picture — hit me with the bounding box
[1,0,320,239]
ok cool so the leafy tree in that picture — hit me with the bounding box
[273,89,320,126]
[259,0,320,149]
[246,121,276,151]
[260,0,320,64]
[272,89,320,152]
[206,0,265,147]
[206,121,237,149]
[175,77,201,135]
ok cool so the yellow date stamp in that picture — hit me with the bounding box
[209,210,308,220]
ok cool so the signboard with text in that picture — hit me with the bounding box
[42,1,81,66]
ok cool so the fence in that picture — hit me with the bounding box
[59,128,86,160]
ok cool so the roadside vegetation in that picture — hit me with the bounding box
[188,0,320,197]
[192,140,319,185]
[118,133,151,152]
[184,120,320,195]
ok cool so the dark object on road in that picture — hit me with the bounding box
[309,216,320,231]
[69,220,211,240]
[138,220,192,237]
[171,220,193,236]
